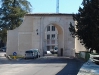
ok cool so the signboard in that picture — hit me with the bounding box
[13,52,17,56]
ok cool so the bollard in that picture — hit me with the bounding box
[13,56,16,60]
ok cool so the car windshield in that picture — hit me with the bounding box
[25,51,33,53]
[54,47,58,50]
[2,47,6,49]
[33,49,38,50]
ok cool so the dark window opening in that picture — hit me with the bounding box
[52,26,55,31]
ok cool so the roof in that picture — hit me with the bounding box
[25,13,73,16]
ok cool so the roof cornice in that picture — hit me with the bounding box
[25,13,73,16]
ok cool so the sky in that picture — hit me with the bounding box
[28,0,83,14]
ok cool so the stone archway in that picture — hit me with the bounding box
[43,23,64,56]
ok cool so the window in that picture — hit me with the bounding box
[47,34,50,39]
[47,46,50,51]
[47,26,50,31]
[51,34,55,39]
[47,40,50,44]
[52,26,55,31]
[51,40,55,44]
[52,46,55,49]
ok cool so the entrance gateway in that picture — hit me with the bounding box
[44,23,63,56]
[7,13,86,57]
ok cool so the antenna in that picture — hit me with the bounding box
[56,0,59,13]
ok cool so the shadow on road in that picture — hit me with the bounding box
[0,56,85,75]
[56,58,84,75]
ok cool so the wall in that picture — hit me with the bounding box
[63,16,75,57]
[40,15,75,56]
[6,14,77,57]
[75,37,86,53]
[6,28,18,56]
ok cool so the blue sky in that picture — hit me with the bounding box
[28,0,83,13]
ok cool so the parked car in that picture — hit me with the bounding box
[50,47,58,54]
[32,49,40,58]
[0,47,6,52]
[50,49,54,54]
[47,51,52,54]
[25,49,40,59]
[54,47,58,54]
[25,50,35,59]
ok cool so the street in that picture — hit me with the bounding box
[0,53,85,75]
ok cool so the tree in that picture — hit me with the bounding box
[0,0,32,45]
[69,0,99,53]
[0,28,7,44]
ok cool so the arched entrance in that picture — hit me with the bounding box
[43,23,64,56]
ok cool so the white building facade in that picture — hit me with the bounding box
[6,13,86,57]
[45,25,58,51]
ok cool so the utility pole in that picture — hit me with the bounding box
[56,0,59,13]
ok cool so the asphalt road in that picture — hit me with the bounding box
[0,53,85,75]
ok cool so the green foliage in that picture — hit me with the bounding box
[69,0,99,53]
[0,0,32,44]
[0,28,7,44]
[69,22,76,38]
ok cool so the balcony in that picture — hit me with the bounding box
[46,39,58,45]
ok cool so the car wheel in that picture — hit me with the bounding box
[39,55,40,58]
[37,55,39,58]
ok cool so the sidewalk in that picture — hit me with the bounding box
[77,59,99,75]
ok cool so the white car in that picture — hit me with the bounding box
[47,51,52,54]
[30,49,40,58]
[50,47,58,54]
[0,47,6,52]
[25,50,35,59]
[34,49,40,58]
[54,47,58,54]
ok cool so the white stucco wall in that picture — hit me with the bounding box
[6,28,18,56]
[75,37,86,53]
[18,33,32,56]
[63,17,75,57]
[7,14,84,57]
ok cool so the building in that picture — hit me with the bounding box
[45,25,58,51]
[6,13,86,57]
